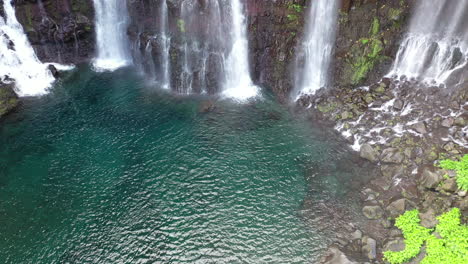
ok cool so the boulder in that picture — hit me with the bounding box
[454,116,466,127]
[362,205,384,220]
[440,178,458,192]
[411,122,427,134]
[420,168,442,189]
[419,208,438,229]
[441,117,454,128]
[386,199,406,218]
[393,99,404,111]
[48,64,59,78]
[362,236,377,260]
[320,246,357,264]
[350,229,362,241]
[384,239,405,253]
[360,144,379,162]
[381,148,404,164]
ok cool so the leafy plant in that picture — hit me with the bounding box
[439,154,468,191]
[384,208,468,264]
[384,210,432,264]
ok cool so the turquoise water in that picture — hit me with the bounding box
[0,66,372,263]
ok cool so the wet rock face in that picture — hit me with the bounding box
[246,0,306,101]
[12,0,95,64]
[333,0,414,88]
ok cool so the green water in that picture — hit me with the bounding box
[0,66,372,263]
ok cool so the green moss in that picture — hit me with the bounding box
[388,8,403,21]
[345,17,386,85]
[287,14,299,21]
[370,17,380,36]
[384,208,468,264]
[317,102,338,113]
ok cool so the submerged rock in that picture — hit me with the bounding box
[362,205,384,220]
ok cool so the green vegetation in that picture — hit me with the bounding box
[346,17,386,85]
[439,154,468,191]
[287,3,303,13]
[384,208,468,264]
[286,3,304,23]
[177,19,186,33]
[384,210,432,264]
[287,14,299,21]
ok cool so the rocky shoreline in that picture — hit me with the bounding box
[299,79,467,263]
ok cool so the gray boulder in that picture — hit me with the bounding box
[420,168,442,189]
[362,236,377,260]
[419,208,438,229]
[381,148,404,164]
[386,199,406,218]
[360,144,379,162]
[411,122,428,134]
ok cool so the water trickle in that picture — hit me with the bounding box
[92,0,131,71]
[221,0,259,101]
[0,1,54,96]
[388,0,468,85]
[293,0,339,100]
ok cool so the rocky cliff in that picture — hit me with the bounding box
[9,0,412,99]
[11,0,95,64]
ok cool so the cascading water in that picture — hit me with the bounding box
[92,0,131,71]
[0,0,54,96]
[221,0,259,101]
[293,0,339,100]
[388,0,468,85]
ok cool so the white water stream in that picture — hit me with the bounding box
[222,0,259,101]
[294,0,339,99]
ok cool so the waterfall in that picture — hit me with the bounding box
[222,0,258,100]
[160,0,170,90]
[128,0,258,99]
[0,0,54,96]
[388,0,468,85]
[293,0,339,99]
[93,0,131,71]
